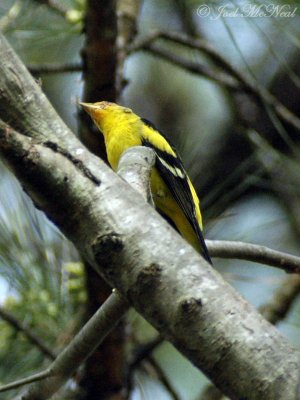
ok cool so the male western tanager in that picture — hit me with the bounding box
[80,101,211,264]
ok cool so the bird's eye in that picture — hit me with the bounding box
[123,108,132,114]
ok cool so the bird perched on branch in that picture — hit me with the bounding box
[80,101,211,264]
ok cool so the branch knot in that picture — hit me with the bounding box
[92,233,124,273]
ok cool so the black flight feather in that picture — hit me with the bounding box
[141,119,212,264]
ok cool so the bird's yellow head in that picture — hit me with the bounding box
[80,101,140,140]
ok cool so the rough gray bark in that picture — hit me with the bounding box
[3,147,154,400]
[0,33,299,400]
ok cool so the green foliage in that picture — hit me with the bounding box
[66,0,86,30]
[0,163,85,392]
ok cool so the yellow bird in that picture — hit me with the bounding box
[80,101,211,264]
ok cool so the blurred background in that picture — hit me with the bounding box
[0,0,300,399]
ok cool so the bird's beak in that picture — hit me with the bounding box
[80,102,96,111]
[79,101,111,117]
[79,102,100,119]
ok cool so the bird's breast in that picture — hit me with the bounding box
[105,129,141,171]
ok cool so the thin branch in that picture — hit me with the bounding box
[129,30,300,132]
[0,305,56,360]
[259,275,300,324]
[198,385,225,400]
[0,370,50,393]
[147,356,180,400]
[172,0,199,37]
[145,45,240,90]
[129,30,242,80]
[126,334,164,396]
[0,0,22,32]
[28,62,82,75]
[32,0,68,17]
[206,240,300,273]
[11,292,129,399]
[129,335,164,371]
[248,129,300,239]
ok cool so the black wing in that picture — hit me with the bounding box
[141,120,211,264]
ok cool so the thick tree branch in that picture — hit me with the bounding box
[2,146,155,399]
[118,146,155,206]
[0,33,300,400]
[200,273,300,399]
